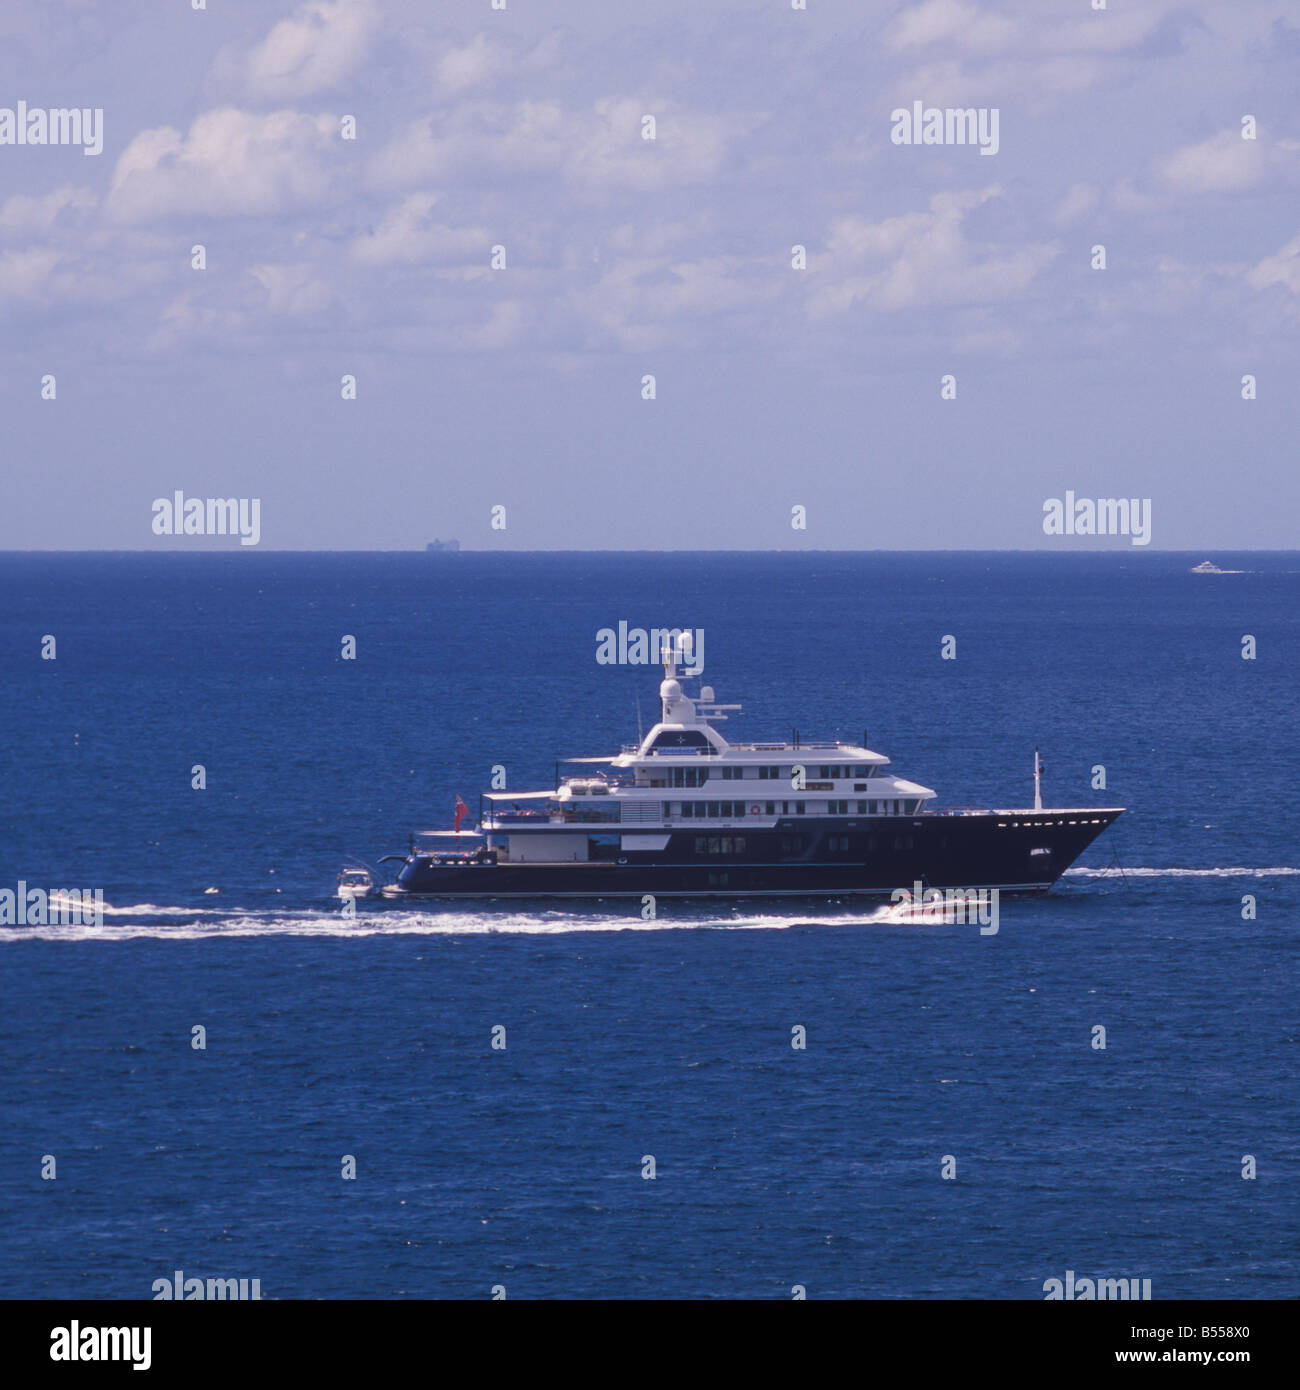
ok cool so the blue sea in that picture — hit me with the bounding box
[1,552,1296,1300]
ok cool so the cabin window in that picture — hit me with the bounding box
[780,836,805,853]
[662,802,672,818]
[765,801,776,815]
[830,800,848,814]
[649,729,710,752]
[795,801,806,815]
[857,800,867,813]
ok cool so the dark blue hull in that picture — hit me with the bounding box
[383,809,1122,900]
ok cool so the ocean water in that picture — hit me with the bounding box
[0,551,1296,1300]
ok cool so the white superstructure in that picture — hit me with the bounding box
[482,645,936,843]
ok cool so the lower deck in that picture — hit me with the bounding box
[384,809,1123,899]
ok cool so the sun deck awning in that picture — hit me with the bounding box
[414,828,488,837]
[562,755,618,763]
[483,790,557,801]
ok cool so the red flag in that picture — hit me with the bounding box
[454,795,469,834]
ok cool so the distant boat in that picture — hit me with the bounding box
[426,539,460,553]
[1190,560,1242,574]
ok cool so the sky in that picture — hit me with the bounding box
[1,0,1298,550]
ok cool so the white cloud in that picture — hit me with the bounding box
[370,97,737,192]
[1246,232,1300,294]
[437,35,504,94]
[887,0,1018,54]
[1156,128,1274,194]
[0,248,60,299]
[244,0,379,101]
[250,262,334,314]
[108,108,341,222]
[886,1,1200,109]
[1052,182,1099,227]
[0,185,96,236]
[810,186,1060,314]
[351,192,488,265]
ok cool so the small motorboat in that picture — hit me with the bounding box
[336,867,375,899]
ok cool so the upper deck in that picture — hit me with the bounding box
[481,644,936,831]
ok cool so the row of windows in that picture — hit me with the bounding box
[753,764,876,780]
[692,833,916,856]
[678,801,749,818]
[664,800,919,818]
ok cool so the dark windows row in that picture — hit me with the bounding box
[680,801,748,818]
[664,799,921,818]
[694,837,747,854]
[667,767,706,787]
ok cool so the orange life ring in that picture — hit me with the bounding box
[749,803,761,815]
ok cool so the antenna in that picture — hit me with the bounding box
[636,689,644,743]
[1033,747,1043,811]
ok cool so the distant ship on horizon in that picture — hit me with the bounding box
[426,538,460,553]
[1190,560,1242,574]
